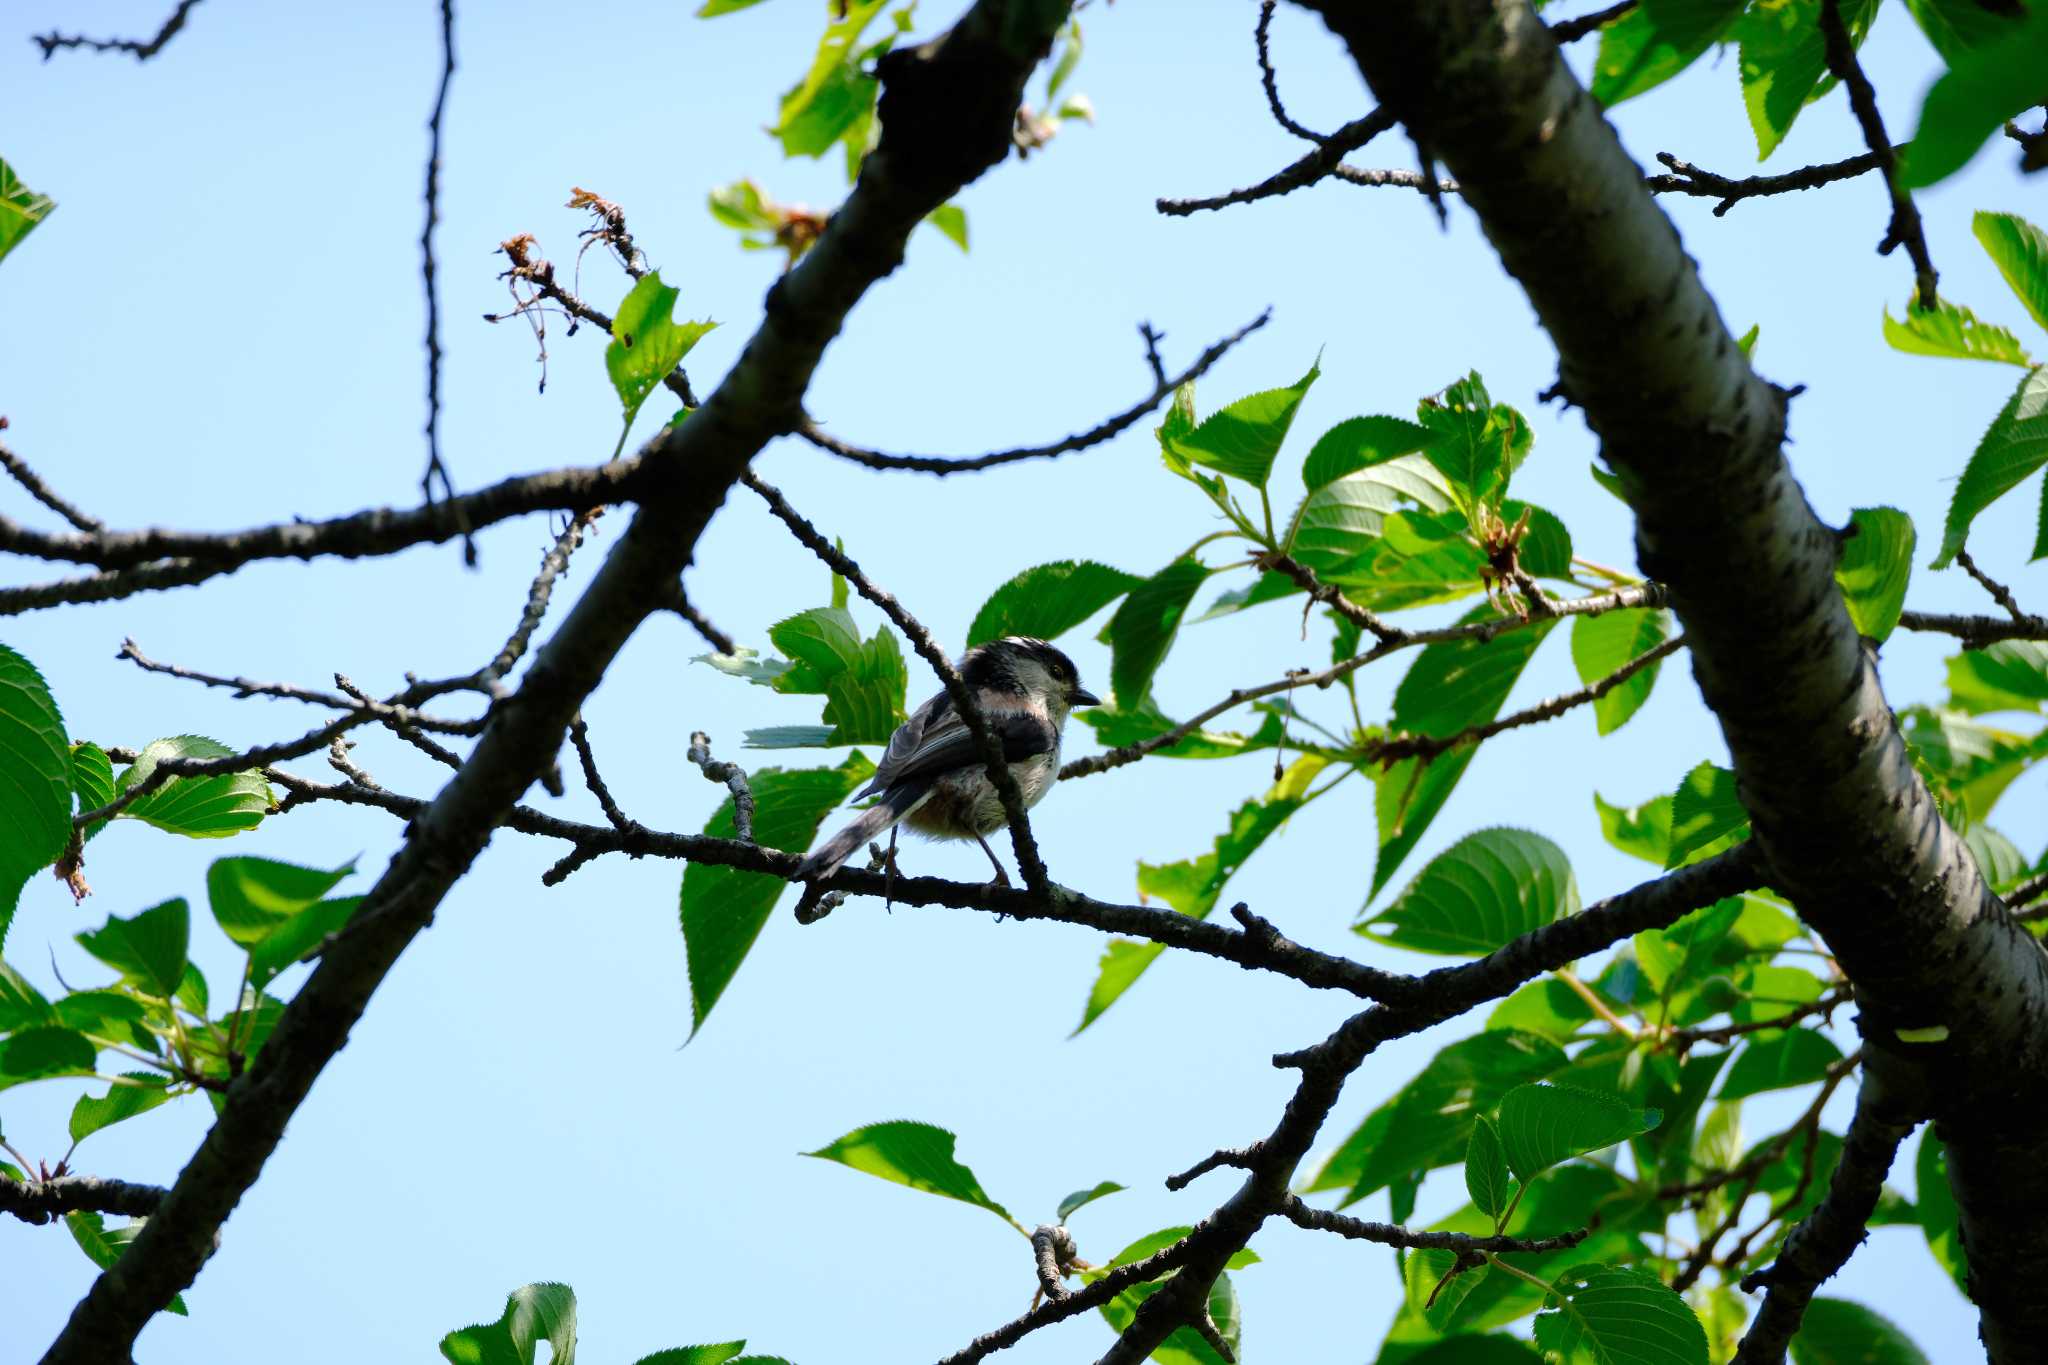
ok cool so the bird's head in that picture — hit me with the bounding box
[963,637,1100,718]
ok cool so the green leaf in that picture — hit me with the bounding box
[1072,700,1285,761]
[1465,1115,1515,1222]
[1162,360,1319,487]
[1373,612,1557,893]
[1078,757,1328,1031]
[1090,1229,1249,1365]
[634,1346,748,1365]
[742,725,840,750]
[1533,1264,1707,1365]
[924,202,968,251]
[804,1119,1014,1223]
[1903,0,2026,64]
[1975,211,2048,337]
[0,157,55,267]
[1497,1083,1662,1183]
[1105,558,1211,710]
[1833,507,1916,642]
[1930,367,2048,568]
[1883,298,2033,367]
[680,753,873,1036]
[1666,763,1749,868]
[1719,1030,1844,1099]
[968,560,1141,646]
[440,1282,578,1365]
[116,736,273,837]
[695,646,794,689]
[1790,1298,1932,1365]
[1405,1247,1487,1332]
[1488,977,1596,1044]
[1417,373,1530,510]
[76,898,189,998]
[1901,8,2048,187]
[768,607,862,693]
[206,856,354,949]
[820,629,907,745]
[1300,414,1436,492]
[1360,827,1579,956]
[1591,0,1746,105]
[1400,1339,1545,1365]
[1949,644,2048,717]
[248,896,363,993]
[0,643,71,938]
[1738,0,1879,161]
[66,1213,187,1315]
[69,1073,174,1145]
[1307,1030,1568,1203]
[1057,1180,1125,1222]
[697,0,769,15]
[1286,454,1457,578]
[0,959,55,1031]
[605,271,717,438]
[0,1026,97,1089]
[773,0,891,159]
[71,741,114,845]
[1917,1132,1969,1297]
[1596,792,1673,865]
[1570,608,1671,734]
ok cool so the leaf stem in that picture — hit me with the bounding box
[1554,968,1637,1039]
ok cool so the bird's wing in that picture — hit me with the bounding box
[857,695,1056,799]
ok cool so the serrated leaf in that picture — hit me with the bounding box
[820,628,907,745]
[0,1026,97,1090]
[1975,211,2048,338]
[71,741,114,824]
[0,643,71,939]
[1071,700,1285,761]
[69,1073,173,1144]
[1719,1030,1844,1099]
[1591,0,1746,105]
[1105,558,1211,710]
[1163,360,1319,487]
[1596,792,1673,865]
[605,271,716,439]
[1286,454,1457,578]
[695,647,795,689]
[773,0,890,159]
[76,898,189,998]
[1901,8,2048,187]
[1738,0,1879,161]
[1903,0,2025,64]
[1417,373,1531,510]
[1373,613,1557,893]
[1667,763,1749,868]
[207,856,354,949]
[1947,641,2048,715]
[634,1346,748,1365]
[1057,1180,1125,1222]
[116,736,272,838]
[1834,507,1916,642]
[1790,1297,1931,1365]
[805,1119,1013,1223]
[0,157,55,267]
[1078,759,1326,1032]
[1307,1030,1568,1203]
[1300,414,1436,492]
[1466,1115,1515,1221]
[66,1213,187,1315]
[1931,366,2048,568]
[1498,1083,1663,1183]
[1360,827,1579,956]
[968,560,1141,646]
[680,753,873,1036]
[440,1281,578,1365]
[1534,1264,1706,1365]
[1884,298,2033,367]
[1570,608,1671,734]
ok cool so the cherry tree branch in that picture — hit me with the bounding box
[32,0,202,60]
[1816,0,1936,309]
[0,1177,167,1225]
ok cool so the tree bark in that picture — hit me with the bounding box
[1292,1,2048,1353]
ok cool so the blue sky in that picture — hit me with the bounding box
[1,1,2037,1361]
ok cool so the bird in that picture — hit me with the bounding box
[794,636,1100,884]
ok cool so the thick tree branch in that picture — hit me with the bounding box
[1733,1074,1920,1364]
[1289,1,2048,1349]
[38,6,1075,1358]
[797,311,1269,474]
[0,1177,166,1225]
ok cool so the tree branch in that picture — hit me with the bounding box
[1816,0,1935,309]
[0,437,104,531]
[0,1177,166,1225]
[418,0,470,564]
[1254,0,1327,143]
[38,6,1076,1357]
[797,311,1269,474]
[1643,147,1887,217]
[32,0,202,61]
[1277,1195,1588,1254]
[1896,607,2048,648]
[687,732,754,842]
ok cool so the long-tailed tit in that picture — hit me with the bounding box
[795,637,1100,883]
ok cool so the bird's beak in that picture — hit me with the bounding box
[1071,686,1101,708]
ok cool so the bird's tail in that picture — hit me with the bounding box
[794,784,929,880]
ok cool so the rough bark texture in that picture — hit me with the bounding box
[1294,1,2048,1353]
[35,3,1070,1360]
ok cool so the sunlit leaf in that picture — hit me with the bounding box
[1570,608,1671,734]
[1901,8,2048,187]
[440,1281,578,1365]
[1884,298,2033,367]
[1360,827,1579,956]
[0,643,71,940]
[968,560,1141,646]
[1497,1082,1662,1182]
[0,157,55,268]
[805,1119,1013,1223]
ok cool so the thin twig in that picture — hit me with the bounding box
[688,732,755,842]
[1817,0,1936,309]
[1254,1,1326,142]
[798,312,1269,475]
[117,639,480,735]
[1645,148,1888,217]
[1955,546,2032,625]
[670,582,738,655]
[1547,0,1638,43]
[33,0,202,60]
[1896,607,2048,649]
[1279,1195,1589,1254]
[0,439,104,531]
[420,0,473,564]
[474,510,598,690]
[1157,108,1397,216]
[567,716,638,834]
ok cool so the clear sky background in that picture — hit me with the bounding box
[1,1,2038,1361]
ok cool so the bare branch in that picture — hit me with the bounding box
[1817,0,1936,309]
[1278,1195,1589,1254]
[1254,1,1326,143]
[688,732,755,842]
[1955,545,2034,625]
[1157,108,1397,216]
[798,311,1269,475]
[1895,607,2048,648]
[1546,0,1637,43]
[487,232,698,407]
[1031,1224,1076,1302]
[567,716,639,834]
[0,437,103,531]
[0,1176,166,1225]
[742,470,1054,895]
[1644,147,1887,217]
[671,581,737,654]
[33,0,202,60]
[117,640,480,736]
[419,0,472,564]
